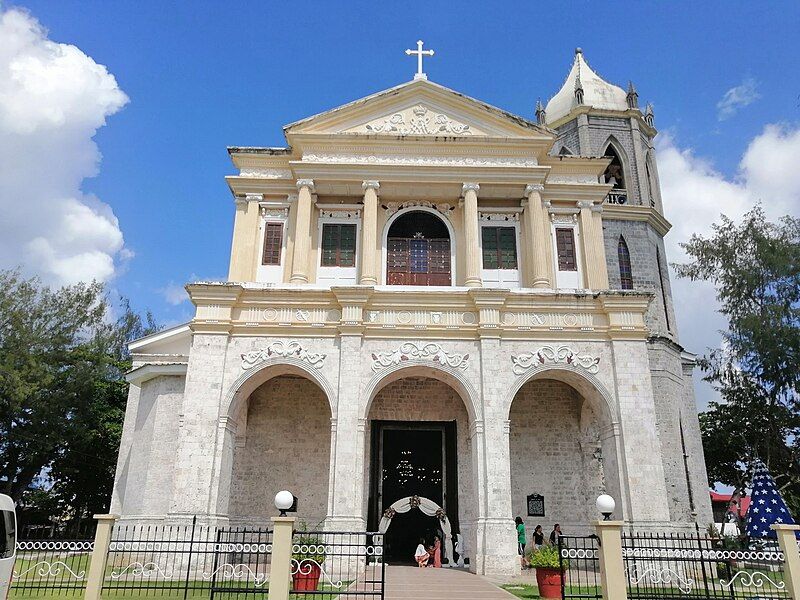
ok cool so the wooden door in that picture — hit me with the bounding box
[387,237,451,286]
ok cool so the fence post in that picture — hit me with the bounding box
[84,513,119,600]
[267,516,296,600]
[595,521,627,600]
[773,524,800,600]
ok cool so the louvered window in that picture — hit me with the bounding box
[321,224,356,267]
[482,227,517,270]
[387,237,451,285]
[262,222,283,266]
[617,236,633,289]
[555,228,577,271]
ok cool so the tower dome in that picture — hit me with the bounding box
[545,48,629,124]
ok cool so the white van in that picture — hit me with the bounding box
[0,494,15,600]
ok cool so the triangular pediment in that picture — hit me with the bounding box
[285,79,552,140]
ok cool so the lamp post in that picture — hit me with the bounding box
[596,494,615,521]
[275,490,294,517]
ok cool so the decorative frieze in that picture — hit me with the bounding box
[241,341,326,370]
[384,201,453,217]
[371,342,469,371]
[301,153,538,168]
[319,209,361,219]
[238,168,292,179]
[479,212,520,222]
[511,345,600,375]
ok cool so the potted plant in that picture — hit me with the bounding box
[292,534,326,591]
[526,544,564,599]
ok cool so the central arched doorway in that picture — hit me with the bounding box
[365,373,475,564]
[385,209,452,286]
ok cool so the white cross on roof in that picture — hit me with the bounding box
[405,40,434,81]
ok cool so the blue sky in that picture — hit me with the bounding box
[2,0,799,407]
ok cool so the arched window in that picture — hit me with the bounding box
[386,210,451,286]
[602,145,626,189]
[617,236,633,290]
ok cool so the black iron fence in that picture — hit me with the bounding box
[622,532,788,599]
[558,535,602,599]
[103,518,274,598]
[289,531,384,599]
[11,538,94,596]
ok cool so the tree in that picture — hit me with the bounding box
[674,206,800,516]
[0,269,158,526]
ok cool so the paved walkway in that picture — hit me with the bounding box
[384,565,515,599]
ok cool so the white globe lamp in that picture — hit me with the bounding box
[596,494,615,521]
[275,490,294,516]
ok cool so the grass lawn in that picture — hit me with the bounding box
[501,583,540,598]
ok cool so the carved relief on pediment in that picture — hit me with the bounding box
[345,104,484,136]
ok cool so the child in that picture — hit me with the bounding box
[515,516,527,567]
[415,538,430,567]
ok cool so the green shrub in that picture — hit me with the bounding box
[292,534,326,564]
[527,544,563,569]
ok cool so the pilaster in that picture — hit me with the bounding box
[228,193,262,281]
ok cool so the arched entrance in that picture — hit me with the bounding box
[364,372,476,564]
[217,362,335,528]
[506,368,623,533]
[379,495,456,567]
[385,209,452,286]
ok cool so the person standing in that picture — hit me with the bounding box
[532,525,544,550]
[431,535,442,568]
[549,523,563,546]
[515,516,527,567]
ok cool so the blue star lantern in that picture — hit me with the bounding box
[745,459,799,540]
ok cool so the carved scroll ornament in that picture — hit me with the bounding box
[241,340,326,370]
[511,345,600,375]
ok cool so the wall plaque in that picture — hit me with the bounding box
[527,494,545,517]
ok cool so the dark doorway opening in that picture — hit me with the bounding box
[368,421,459,564]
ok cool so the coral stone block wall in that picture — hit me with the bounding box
[229,375,331,527]
[509,379,604,535]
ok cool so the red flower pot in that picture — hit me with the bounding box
[535,566,563,599]
[292,561,322,591]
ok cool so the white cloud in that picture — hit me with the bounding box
[160,282,189,306]
[656,125,800,408]
[0,7,129,285]
[716,78,760,120]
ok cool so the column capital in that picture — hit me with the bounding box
[462,182,480,194]
[524,183,545,196]
[576,199,593,210]
[591,203,604,214]
[362,180,380,191]
[244,192,264,202]
[296,178,315,191]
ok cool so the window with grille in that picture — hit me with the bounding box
[321,223,357,267]
[555,228,577,271]
[617,236,633,289]
[262,222,283,265]
[482,227,518,269]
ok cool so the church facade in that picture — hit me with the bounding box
[112,49,712,576]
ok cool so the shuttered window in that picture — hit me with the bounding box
[482,227,518,270]
[555,228,577,271]
[262,222,283,266]
[321,224,357,267]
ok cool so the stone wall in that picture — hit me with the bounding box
[603,219,676,336]
[112,376,184,517]
[366,377,476,544]
[229,375,331,527]
[509,379,603,536]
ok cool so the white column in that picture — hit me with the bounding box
[462,183,482,288]
[360,180,380,285]
[523,184,551,288]
[290,179,314,284]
